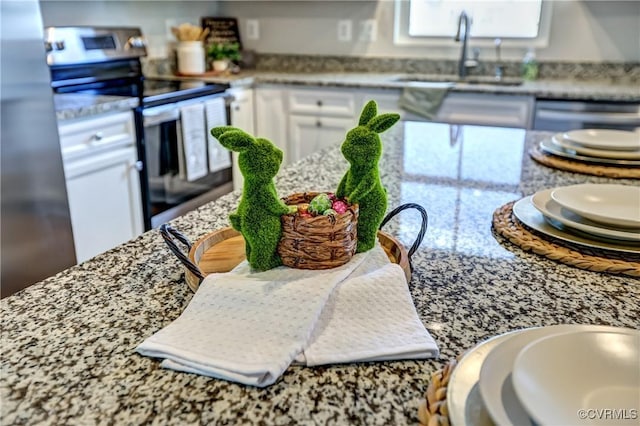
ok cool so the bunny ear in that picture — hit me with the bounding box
[367,113,401,134]
[358,100,378,126]
[216,129,255,152]
[210,125,240,139]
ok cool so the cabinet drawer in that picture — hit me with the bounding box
[288,89,356,117]
[436,93,534,129]
[57,111,136,158]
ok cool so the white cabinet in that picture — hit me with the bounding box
[289,115,353,161]
[255,86,289,163]
[355,89,403,117]
[229,87,255,134]
[287,87,357,163]
[228,87,255,190]
[58,110,143,263]
[436,93,535,129]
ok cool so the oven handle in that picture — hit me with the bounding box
[536,109,640,125]
[142,104,180,126]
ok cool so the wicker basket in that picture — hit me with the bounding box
[277,192,359,270]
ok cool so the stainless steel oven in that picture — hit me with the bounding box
[47,26,233,230]
[142,92,232,228]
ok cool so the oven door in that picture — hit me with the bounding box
[142,95,232,228]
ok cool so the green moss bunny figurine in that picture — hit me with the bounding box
[336,101,400,253]
[211,126,293,271]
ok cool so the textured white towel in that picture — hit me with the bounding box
[178,103,208,182]
[204,98,232,173]
[137,245,438,387]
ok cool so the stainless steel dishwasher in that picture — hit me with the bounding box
[533,100,640,132]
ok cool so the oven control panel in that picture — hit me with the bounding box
[45,26,147,66]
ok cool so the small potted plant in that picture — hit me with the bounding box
[207,42,241,72]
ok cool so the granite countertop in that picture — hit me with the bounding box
[54,93,139,121]
[52,71,639,121]
[149,70,640,102]
[1,123,638,424]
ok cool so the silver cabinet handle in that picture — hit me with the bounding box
[92,132,104,141]
[133,161,144,171]
[536,109,640,125]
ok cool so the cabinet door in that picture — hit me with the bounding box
[229,88,255,190]
[229,88,255,134]
[289,115,353,163]
[64,147,143,263]
[356,89,402,117]
[436,93,535,128]
[255,87,289,164]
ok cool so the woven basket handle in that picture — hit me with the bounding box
[159,223,205,281]
[379,203,428,264]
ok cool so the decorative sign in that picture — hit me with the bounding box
[201,17,242,49]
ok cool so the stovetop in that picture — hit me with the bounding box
[142,78,228,107]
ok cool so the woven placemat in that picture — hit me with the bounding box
[493,201,640,277]
[529,145,640,179]
[418,358,457,426]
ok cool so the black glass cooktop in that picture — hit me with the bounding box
[142,78,228,107]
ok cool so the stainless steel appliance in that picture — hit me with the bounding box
[47,26,233,230]
[533,100,640,132]
[1,0,77,298]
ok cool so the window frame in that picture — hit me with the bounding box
[393,0,553,48]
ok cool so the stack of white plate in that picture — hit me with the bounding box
[447,325,640,426]
[512,183,640,254]
[539,129,640,166]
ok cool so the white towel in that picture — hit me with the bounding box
[178,103,208,182]
[136,245,438,387]
[205,98,232,173]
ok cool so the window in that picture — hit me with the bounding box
[394,0,552,47]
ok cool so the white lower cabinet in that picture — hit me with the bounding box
[286,87,356,163]
[58,110,143,263]
[289,115,354,162]
[228,87,255,190]
[436,93,534,129]
[254,87,289,164]
[251,84,534,169]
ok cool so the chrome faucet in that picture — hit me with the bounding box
[454,11,476,79]
[494,38,503,81]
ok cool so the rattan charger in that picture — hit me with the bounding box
[278,192,359,270]
[529,145,640,179]
[493,201,640,277]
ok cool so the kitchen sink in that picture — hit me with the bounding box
[390,75,524,86]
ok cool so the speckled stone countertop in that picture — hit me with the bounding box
[147,71,640,102]
[1,123,638,425]
[54,93,139,121]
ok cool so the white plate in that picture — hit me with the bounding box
[447,331,517,426]
[478,325,630,426]
[551,184,640,228]
[511,196,640,254]
[563,129,640,151]
[539,140,640,167]
[551,134,640,160]
[512,328,640,426]
[531,189,640,242]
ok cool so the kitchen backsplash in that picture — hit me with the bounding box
[144,54,640,82]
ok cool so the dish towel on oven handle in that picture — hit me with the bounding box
[136,245,439,387]
[205,97,232,173]
[178,103,208,182]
